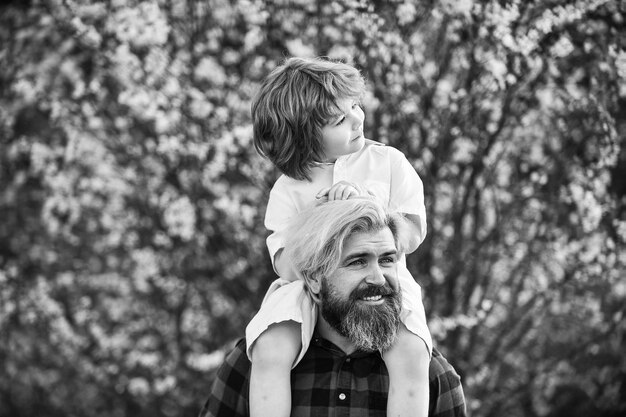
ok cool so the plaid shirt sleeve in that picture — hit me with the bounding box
[429,348,467,417]
[198,339,249,417]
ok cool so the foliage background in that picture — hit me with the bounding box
[1,0,625,416]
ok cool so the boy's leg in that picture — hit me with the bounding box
[428,348,467,417]
[384,324,430,417]
[249,321,301,417]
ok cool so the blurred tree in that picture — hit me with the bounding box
[0,0,624,416]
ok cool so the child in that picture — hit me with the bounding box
[247,56,432,417]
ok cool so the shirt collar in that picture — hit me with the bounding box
[311,332,378,359]
[310,139,370,167]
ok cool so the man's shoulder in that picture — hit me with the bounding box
[211,339,251,396]
[222,338,250,370]
[198,339,250,417]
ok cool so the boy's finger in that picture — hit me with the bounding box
[325,186,337,201]
[348,189,363,198]
[331,186,344,201]
[316,187,331,198]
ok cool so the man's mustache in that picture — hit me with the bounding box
[351,284,396,300]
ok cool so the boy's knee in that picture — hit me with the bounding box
[385,328,430,369]
[251,321,301,367]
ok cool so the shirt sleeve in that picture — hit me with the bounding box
[198,340,250,417]
[429,348,467,417]
[264,180,298,274]
[388,148,427,243]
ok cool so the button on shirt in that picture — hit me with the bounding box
[199,337,466,417]
[291,337,388,417]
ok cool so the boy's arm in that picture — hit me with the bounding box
[402,213,426,254]
[388,149,427,253]
[273,249,298,282]
[265,182,299,280]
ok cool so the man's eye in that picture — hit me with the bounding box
[380,256,396,264]
[348,259,365,266]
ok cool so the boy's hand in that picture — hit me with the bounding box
[316,181,368,201]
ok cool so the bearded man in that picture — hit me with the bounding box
[199,198,466,417]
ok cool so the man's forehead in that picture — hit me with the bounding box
[341,228,396,256]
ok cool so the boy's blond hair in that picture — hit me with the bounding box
[252,56,365,181]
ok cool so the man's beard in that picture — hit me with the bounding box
[319,279,402,352]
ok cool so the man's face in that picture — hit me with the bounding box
[318,227,402,351]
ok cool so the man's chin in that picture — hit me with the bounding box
[341,298,401,352]
[320,280,401,351]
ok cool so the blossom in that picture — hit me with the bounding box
[286,38,316,57]
[186,350,226,372]
[550,36,575,58]
[194,57,227,85]
[110,43,143,86]
[109,2,170,48]
[128,377,151,396]
[12,78,38,103]
[162,196,197,241]
[616,50,626,79]
[131,248,160,292]
[144,48,170,85]
[243,26,264,52]
[396,2,417,26]
[117,88,164,121]
[440,0,473,18]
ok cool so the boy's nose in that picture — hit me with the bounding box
[350,110,363,129]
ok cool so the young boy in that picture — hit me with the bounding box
[248,56,432,417]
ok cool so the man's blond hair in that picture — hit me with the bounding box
[283,197,410,298]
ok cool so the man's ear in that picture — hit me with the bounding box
[308,274,321,294]
[300,271,321,303]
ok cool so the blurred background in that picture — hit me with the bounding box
[1,0,625,416]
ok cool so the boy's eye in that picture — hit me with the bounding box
[331,101,360,126]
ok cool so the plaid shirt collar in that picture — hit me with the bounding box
[291,334,389,417]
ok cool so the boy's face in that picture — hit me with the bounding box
[320,97,365,162]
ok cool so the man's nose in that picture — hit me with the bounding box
[365,264,386,285]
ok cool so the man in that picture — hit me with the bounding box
[200,198,466,417]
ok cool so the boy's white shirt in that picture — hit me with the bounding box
[264,139,427,276]
[247,140,433,363]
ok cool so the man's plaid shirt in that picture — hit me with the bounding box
[199,336,466,417]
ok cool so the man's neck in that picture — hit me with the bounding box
[316,316,358,355]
